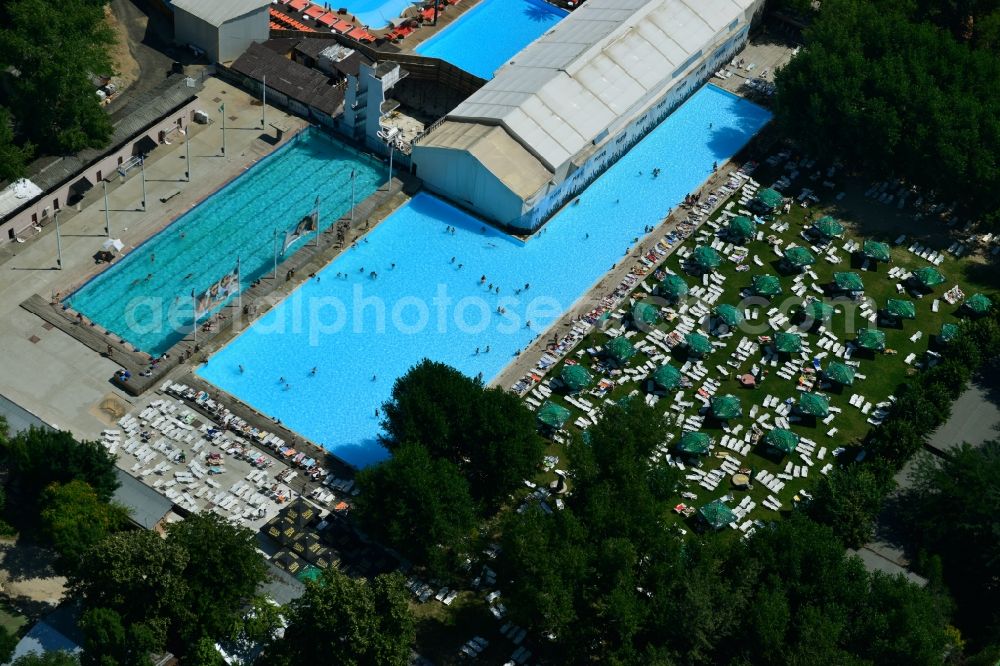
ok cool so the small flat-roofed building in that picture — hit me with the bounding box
[172,0,271,63]
[412,0,764,230]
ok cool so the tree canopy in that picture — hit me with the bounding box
[380,360,543,510]
[261,568,414,666]
[774,0,1000,224]
[39,479,129,574]
[355,442,476,576]
[0,0,114,160]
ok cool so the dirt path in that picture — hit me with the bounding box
[0,540,66,619]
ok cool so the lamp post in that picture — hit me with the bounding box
[54,208,62,269]
[261,75,267,129]
[185,130,191,182]
[220,102,226,156]
[140,155,147,211]
[103,180,111,237]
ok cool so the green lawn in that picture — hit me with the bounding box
[523,160,997,537]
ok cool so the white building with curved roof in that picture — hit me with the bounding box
[412,0,763,230]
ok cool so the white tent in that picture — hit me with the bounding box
[102,238,125,254]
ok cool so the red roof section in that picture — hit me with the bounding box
[304,5,327,18]
[288,0,309,11]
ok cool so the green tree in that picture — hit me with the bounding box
[78,606,166,666]
[0,107,32,182]
[808,462,896,547]
[902,441,1000,648]
[0,0,114,153]
[166,513,268,645]
[262,568,414,666]
[355,442,476,575]
[11,652,81,666]
[39,480,129,573]
[0,428,119,506]
[381,360,543,509]
[0,625,17,664]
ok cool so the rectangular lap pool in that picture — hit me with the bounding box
[67,129,386,356]
[415,0,566,79]
[198,85,772,468]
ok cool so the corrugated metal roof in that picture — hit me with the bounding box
[446,0,756,171]
[171,0,271,27]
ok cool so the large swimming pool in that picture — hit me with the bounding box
[67,130,386,356]
[415,0,566,79]
[198,85,771,467]
[346,0,417,27]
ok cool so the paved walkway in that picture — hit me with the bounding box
[0,78,307,440]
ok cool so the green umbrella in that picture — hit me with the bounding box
[939,322,959,343]
[677,431,712,455]
[659,274,689,300]
[783,246,816,270]
[885,298,916,320]
[728,215,755,241]
[824,361,856,386]
[713,304,744,327]
[753,274,782,297]
[965,293,993,315]
[756,188,783,210]
[862,240,891,262]
[764,428,800,455]
[856,328,886,351]
[774,331,802,353]
[798,392,830,417]
[801,299,835,322]
[712,394,742,420]
[699,499,736,529]
[633,302,660,326]
[605,336,636,363]
[691,245,722,271]
[812,216,845,239]
[913,266,945,289]
[833,272,865,293]
[652,364,683,390]
[560,365,592,392]
[685,332,713,356]
[537,401,572,429]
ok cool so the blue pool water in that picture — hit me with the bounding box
[198,85,771,467]
[415,0,566,79]
[67,129,386,356]
[346,0,417,27]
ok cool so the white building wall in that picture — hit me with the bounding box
[174,11,221,62]
[218,7,270,63]
[415,147,525,226]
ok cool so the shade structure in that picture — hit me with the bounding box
[939,322,959,343]
[824,361,856,386]
[862,240,891,262]
[685,332,713,356]
[885,298,916,320]
[812,216,845,239]
[691,245,722,271]
[713,303,744,327]
[965,293,993,315]
[783,246,816,269]
[801,299,835,322]
[677,431,711,455]
[728,215,755,241]
[913,266,945,289]
[753,274,782,297]
[833,272,865,293]
[856,328,886,351]
[560,364,592,392]
[652,364,683,390]
[756,188,783,210]
[774,331,802,353]
[699,499,736,529]
[764,427,800,455]
[659,274,689,300]
[633,302,660,326]
[605,336,636,363]
[798,392,830,417]
[537,401,571,429]
[711,394,742,420]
